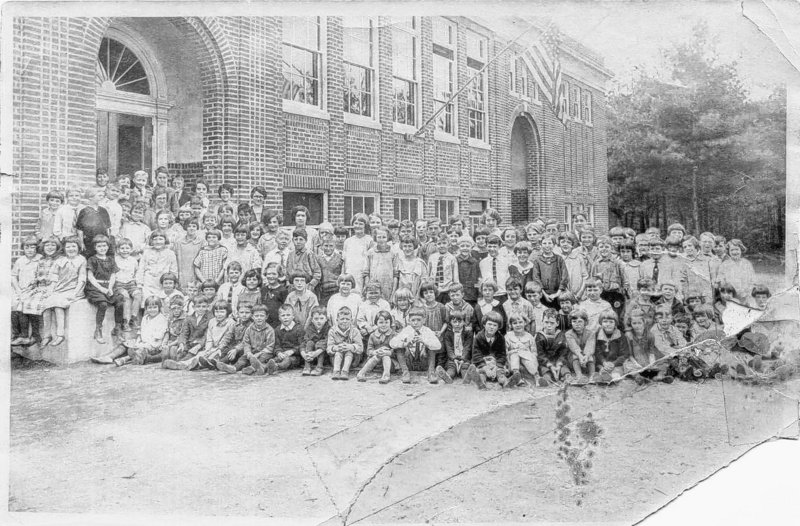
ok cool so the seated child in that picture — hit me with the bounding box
[216,303,254,373]
[301,306,330,376]
[503,277,536,334]
[389,306,442,384]
[356,310,396,383]
[504,314,539,388]
[327,306,364,380]
[162,294,212,367]
[102,296,168,366]
[420,281,448,342]
[234,269,262,316]
[464,311,508,389]
[525,281,548,333]
[650,305,687,358]
[593,309,633,383]
[751,285,771,310]
[262,304,306,375]
[158,271,184,309]
[626,313,672,384]
[435,310,474,384]
[657,281,686,317]
[565,308,596,384]
[556,292,576,332]
[239,304,276,375]
[159,296,188,361]
[84,235,123,343]
[578,277,613,332]
[623,278,657,331]
[194,300,235,370]
[690,304,719,342]
[356,281,391,340]
[261,262,288,328]
[11,235,43,346]
[534,309,570,385]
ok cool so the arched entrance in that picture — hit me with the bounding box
[510,114,541,224]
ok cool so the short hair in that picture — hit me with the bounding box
[618,240,635,252]
[264,261,281,273]
[559,291,577,305]
[310,306,328,319]
[693,304,715,319]
[653,305,672,317]
[482,311,503,326]
[596,235,613,246]
[505,277,523,291]
[218,216,236,230]
[289,272,309,283]
[148,231,167,244]
[169,295,186,307]
[251,304,268,316]
[212,299,232,316]
[598,309,618,323]
[156,209,173,222]
[727,238,747,255]
[372,226,390,239]
[351,212,369,228]
[364,281,382,294]
[250,186,267,198]
[608,226,626,237]
[293,227,308,240]
[665,234,682,248]
[540,233,557,245]
[480,279,499,293]
[419,281,437,297]
[184,217,200,229]
[648,237,665,248]
[234,224,249,236]
[542,308,559,321]
[391,287,415,305]
[634,233,650,245]
[194,178,209,191]
[399,235,418,248]
[237,302,254,312]
[667,223,686,235]
[21,234,39,250]
[473,226,491,239]
[238,203,253,216]
[291,205,310,220]
[248,222,264,235]
[570,308,589,323]
[152,187,168,199]
[449,283,464,294]
[558,232,579,247]
[436,233,449,244]
[160,272,179,285]
[501,227,517,241]
[241,269,263,288]
[524,281,543,293]
[278,304,296,315]
[408,306,426,319]
[375,310,393,324]
[333,226,349,237]
[485,234,502,246]
[699,232,716,242]
[143,296,163,309]
[131,201,148,213]
[637,277,655,291]
[194,294,211,306]
[337,274,357,287]
[682,235,700,249]
[449,310,466,322]
[201,279,219,292]
[660,280,678,290]
[92,234,111,247]
[508,313,528,327]
[482,208,502,224]
[227,261,243,274]
[218,183,235,198]
[116,237,133,249]
[45,190,65,203]
[513,241,532,254]
[336,306,353,319]
[584,277,602,289]
[387,218,400,229]
[673,313,691,326]
[751,285,771,298]
[204,229,222,240]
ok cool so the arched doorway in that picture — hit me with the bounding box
[510,114,541,224]
[95,24,172,179]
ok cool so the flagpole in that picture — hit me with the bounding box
[410,20,555,140]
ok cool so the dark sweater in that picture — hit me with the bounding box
[531,253,569,294]
[535,330,569,366]
[595,328,632,367]
[260,283,288,328]
[304,321,330,353]
[179,311,211,348]
[472,330,506,367]
[442,326,474,362]
[456,253,480,303]
[275,322,305,355]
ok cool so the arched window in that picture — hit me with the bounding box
[96,37,151,95]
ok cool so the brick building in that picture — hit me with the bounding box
[11,16,612,249]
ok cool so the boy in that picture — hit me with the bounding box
[751,285,771,310]
[479,234,511,302]
[284,272,319,328]
[590,236,629,317]
[666,223,686,244]
[608,226,626,251]
[316,237,343,307]
[261,262,288,328]
[262,229,292,282]
[112,238,141,331]
[465,311,508,389]
[619,241,642,299]
[634,234,650,262]
[268,304,305,374]
[531,234,569,309]
[53,187,84,240]
[690,304,719,342]
[427,233,459,304]
[160,296,188,361]
[577,277,613,332]
[650,305,687,357]
[556,292,577,332]
[471,226,490,262]
[509,241,535,292]
[194,229,228,284]
[389,306,442,384]
[456,238,480,306]
[559,232,587,300]
[216,303,254,373]
[534,309,570,384]
[217,262,244,310]
[623,278,658,331]
[37,190,64,241]
[301,306,330,376]
[524,281,548,335]
[356,282,391,339]
[639,237,676,290]
[656,281,686,317]
[326,306,364,380]
[444,283,475,328]
[503,277,536,334]
[239,304,276,375]
[101,183,123,237]
[594,310,633,383]
[286,228,321,291]
[119,201,151,257]
[435,310,474,384]
[162,295,212,368]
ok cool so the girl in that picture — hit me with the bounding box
[499,227,519,266]
[53,187,83,241]
[175,218,203,291]
[107,296,169,366]
[716,239,755,304]
[509,241,535,292]
[531,234,569,310]
[260,262,288,328]
[714,282,738,320]
[159,271,184,308]
[196,300,236,370]
[20,237,63,347]
[571,212,589,237]
[235,269,262,316]
[39,236,86,347]
[36,190,64,241]
[578,228,598,268]
[248,222,265,252]
[394,236,427,298]
[342,213,373,293]
[419,281,448,338]
[249,186,268,224]
[362,226,396,298]
[326,274,363,326]
[471,280,507,335]
[356,310,396,384]
[11,235,43,346]
[480,208,502,237]
[214,183,237,219]
[193,179,211,214]
[258,209,283,256]
[505,314,539,387]
[84,235,124,343]
[136,232,178,305]
[290,205,319,252]
[368,212,383,233]
[218,216,238,254]
[564,308,596,384]
[390,287,417,332]
[236,203,254,228]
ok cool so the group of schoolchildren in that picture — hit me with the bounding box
[10,167,774,388]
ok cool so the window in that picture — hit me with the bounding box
[510,54,529,99]
[435,199,457,223]
[282,17,323,107]
[283,191,325,225]
[570,84,581,119]
[468,199,488,231]
[391,17,419,127]
[432,18,456,135]
[582,90,592,124]
[393,197,419,222]
[466,31,488,142]
[97,37,150,95]
[343,17,375,118]
[344,194,377,223]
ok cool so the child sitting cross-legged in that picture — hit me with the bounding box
[95,296,168,366]
[327,306,364,381]
[434,309,474,384]
[194,300,236,370]
[159,296,188,361]
[215,303,254,374]
[389,306,442,384]
[593,309,633,384]
[301,306,330,376]
[162,294,212,369]
[504,313,539,388]
[464,311,508,390]
[535,308,571,385]
[356,310,396,384]
[238,304,276,375]
[564,308,596,385]
[261,304,305,375]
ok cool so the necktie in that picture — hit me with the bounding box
[492,257,498,283]
[414,328,422,355]
[436,255,444,284]
[653,259,659,282]
[227,285,234,307]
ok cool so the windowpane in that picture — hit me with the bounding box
[282,18,322,107]
[393,198,418,222]
[283,17,321,50]
[97,37,150,95]
[392,17,418,125]
[433,54,454,134]
[283,192,324,225]
[467,69,486,141]
[582,91,592,123]
[432,18,454,46]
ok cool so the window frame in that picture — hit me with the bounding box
[392,196,421,222]
[343,192,379,224]
[432,17,457,137]
[434,198,459,224]
[281,17,327,110]
[581,90,593,125]
[467,198,489,232]
[342,17,377,120]
[391,17,420,131]
[282,189,328,226]
[564,203,573,230]
[570,84,581,120]
[466,30,489,145]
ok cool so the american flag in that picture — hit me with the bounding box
[526,25,568,126]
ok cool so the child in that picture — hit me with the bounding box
[471,226,490,262]
[160,296,188,362]
[234,304,276,375]
[214,182,236,219]
[326,306,364,380]
[333,225,348,253]
[673,313,692,344]
[525,282,548,335]
[472,280,507,335]
[657,281,686,317]
[480,235,511,302]
[267,304,306,374]
[357,310,396,383]
[217,262,245,311]
[130,170,152,204]
[84,235,123,343]
[301,306,330,376]
[480,208,502,237]
[235,269,262,315]
[594,310,633,383]
[618,241,641,300]
[161,294,212,368]
[159,271,184,308]
[262,229,292,282]
[714,282,738,320]
[290,205,319,252]
[690,304,719,342]
[577,277,613,332]
[578,228,598,268]
[435,310,474,384]
[261,262,288,328]
[681,236,717,304]
[590,235,629,317]
[531,234,568,309]
[316,237,343,307]
[626,314,672,384]
[456,238,480,306]
[683,294,704,317]
[751,285,771,310]
[390,287,417,332]
[286,228,322,292]
[195,300,236,370]
[215,303,254,373]
[357,282,391,339]
[39,236,86,348]
[556,292,576,332]
[389,306,442,384]
[194,229,228,284]
[394,236,427,298]
[509,241,536,293]
[117,174,132,201]
[52,187,83,240]
[11,235,44,346]
[200,279,220,306]
[227,224,262,275]
[717,239,756,303]
[248,222,265,254]
[503,277,536,334]
[193,179,211,213]
[101,183,122,238]
[119,201,151,258]
[565,309,596,384]
[174,218,203,290]
[623,278,657,331]
[534,309,570,385]
[145,188,172,231]
[504,313,539,387]
[18,237,62,347]
[444,283,475,328]
[362,226,397,299]
[107,296,168,367]
[634,234,650,262]
[136,231,178,307]
[112,238,141,331]
[465,311,508,389]
[36,190,64,241]
[649,305,687,358]
[285,272,319,328]
[342,213,373,293]
[419,281,448,340]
